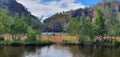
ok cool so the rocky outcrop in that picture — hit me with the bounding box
[0,0,43,31]
[43,1,120,32]
[0,0,36,18]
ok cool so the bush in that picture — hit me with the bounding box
[10,40,24,45]
[79,36,88,44]
[40,38,53,44]
[0,37,4,42]
[0,39,13,44]
[26,27,37,42]
[62,38,76,44]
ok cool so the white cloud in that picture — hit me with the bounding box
[16,0,85,22]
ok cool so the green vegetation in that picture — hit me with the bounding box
[40,38,53,44]
[1,0,120,46]
[66,16,95,44]
[62,38,76,44]
[63,0,120,46]
[0,9,53,45]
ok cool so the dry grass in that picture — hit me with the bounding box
[42,34,78,44]
[2,34,27,41]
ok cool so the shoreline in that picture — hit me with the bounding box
[0,43,54,46]
[0,42,120,47]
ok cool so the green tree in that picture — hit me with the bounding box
[78,16,95,43]
[0,9,11,34]
[68,16,95,44]
[25,14,32,25]
[94,9,106,39]
[63,23,70,33]
[69,17,79,35]
[26,27,37,42]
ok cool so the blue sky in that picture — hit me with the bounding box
[76,0,102,7]
[16,0,102,22]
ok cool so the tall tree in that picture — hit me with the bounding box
[69,17,79,35]
[94,9,106,39]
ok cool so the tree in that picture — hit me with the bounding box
[0,21,4,36]
[0,9,11,34]
[69,17,79,35]
[10,13,27,40]
[68,16,95,44]
[26,27,37,42]
[77,16,95,43]
[104,0,120,39]
[25,14,32,25]
[93,9,106,39]
[63,23,70,33]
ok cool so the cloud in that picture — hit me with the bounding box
[16,0,85,22]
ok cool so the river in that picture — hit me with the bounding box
[0,45,120,57]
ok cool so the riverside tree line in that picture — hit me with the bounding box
[64,0,120,45]
[0,9,42,44]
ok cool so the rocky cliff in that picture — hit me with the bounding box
[0,0,43,31]
[0,0,36,18]
[44,1,120,32]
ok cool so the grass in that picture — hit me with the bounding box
[62,37,78,44]
[0,38,54,46]
[1,34,120,46]
[40,38,53,44]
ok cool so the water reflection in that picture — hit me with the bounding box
[0,45,120,57]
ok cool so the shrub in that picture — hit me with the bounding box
[1,39,13,44]
[26,27,37,42]
[79,36,88,44]
[40,38,53,44]
[0,37,4,42]
[62,38,76,44]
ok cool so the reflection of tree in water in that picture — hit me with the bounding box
[0,46,25,57]
[0,46,41,57]
[0,46,120,57]
[67,46,92,57]
[68,46,120,57]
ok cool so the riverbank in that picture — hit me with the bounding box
[0,37,54,46]
[0,34,120,47]
[0,41,120,47]
[0,41,54,46]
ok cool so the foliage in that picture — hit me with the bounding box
[66,1,120,45]
[40,38,53,44]
[62,38,76,44]
[69,17,79,35]
[26,27,37,42]
[68,16,95,44]
[93,9,106,38]
[0,9,42,44]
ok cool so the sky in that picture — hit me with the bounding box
[16,0,102,22]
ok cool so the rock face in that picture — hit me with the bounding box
[0,0,43,31]
[0,0,35,17]
[43,8,93,32]
[44,1,120,32]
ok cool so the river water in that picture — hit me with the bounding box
[0,45,120,57]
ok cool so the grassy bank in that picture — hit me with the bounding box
[1,34,120,47]
[0,37,54,46]
[61,36,120,47]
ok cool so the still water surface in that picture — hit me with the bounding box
[0,45,120,57]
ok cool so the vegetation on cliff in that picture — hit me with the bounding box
[63,0,120,46]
